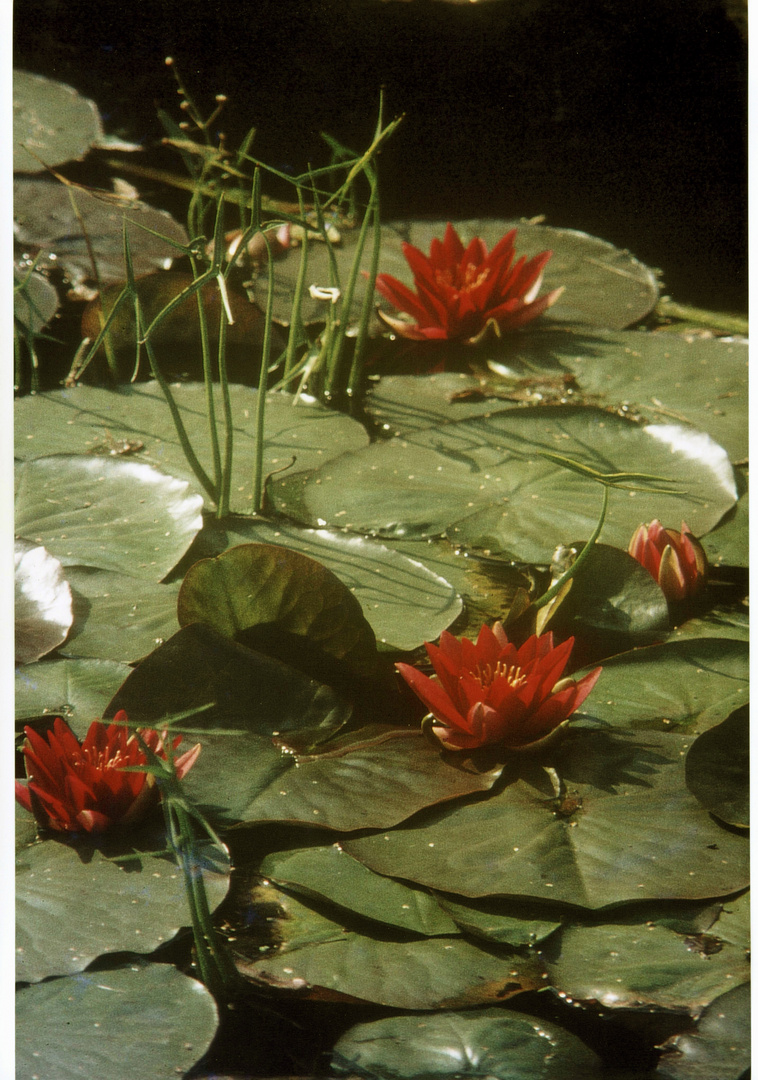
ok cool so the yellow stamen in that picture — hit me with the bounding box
[472,661,526,689]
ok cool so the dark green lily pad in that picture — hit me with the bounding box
[561,332,748,461]
[105,624,351,827]
[15,538,73,664]
[685,706,749,828]
[13,177,188,287]
[16,962,218,1079]
[271,405,736,564]
[259,844,460,936]
[701,476,748,568]
[343,729,749,909]
[15,657,132,725]
[16,813,230,983]
[263,219,658,332]
[331,1007,605,1080]
[59,566,180,664]
[14,70,104,172]
[573,637,749,734]
[548,919,749,1015]
[177,543,379,671]
[209,516,462,650]
[656,981,751,1080]
[14,381,369,511]
[367,372,516,434]
[243,725,503,832]
[15,455,204,581]
[709,890,750,951]
[540,542,669,640]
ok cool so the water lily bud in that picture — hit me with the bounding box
[628,520,707,602]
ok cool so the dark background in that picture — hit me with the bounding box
[14,0,747,313]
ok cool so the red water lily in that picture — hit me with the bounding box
[396,622,601,752]
[628,520,707,602]
[375,222,564,343]
[15,712,201,834]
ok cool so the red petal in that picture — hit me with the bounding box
[395,663,469,732]
[15,781,32,813]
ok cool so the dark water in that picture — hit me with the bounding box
[15,0,747,313]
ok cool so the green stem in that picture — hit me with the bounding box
[252,233,276,513]
[282,188,310,386]
[655,297,748,337]
[216,300,233,518]
[190,254,223,497]
[348,171,381,400]
[532,484,610,610]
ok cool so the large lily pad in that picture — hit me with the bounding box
[259,843,460,936]
[13,177,188,287]
[15,538,73,664]
[701,472,748,568]
[436,895,561,947]
[573,637,749,734]
[15,455,204,581]
[547,919,750,1016]
[16,962,218,1080]
[656,981,751,1080]
[561,331,748,461]
[177,543,379,671]
[262,219,658,332]
[14,381,369,511]
[242,725,503,833]
[105,624,351,827]
[208,516,463,649]
[15,657,132,725]
[271,406,737,563]
[14,262,59,335]
[16,812,230,983]
[331,1008,605,1080]
[343,729,749,909]
[14,70,104,172]
[59,566,180,664]
[684,706,749,828]
[240,921,542,1009]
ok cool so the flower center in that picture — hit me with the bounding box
[472,661,526,690]
[435,262,490,294]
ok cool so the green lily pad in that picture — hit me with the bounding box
[367,372,517,434]
[14,381,369,512]
[15,455,204,581]
[343,729,749,909]
[547,919,749,1015]
[669,607,750,643]
[239,924,542,1009]
[15,657,132,725]
[271,405,736,563]
[685,706,749,827]
[15,538,73,664]
[709,890,750,951]
[16,962,218,1079]
[331,1008,605,1080]
[59,567,180,664]
[541,542,669,640]
[263,219,658,332]
[701,474,748,568]
[14,70,104,172]
[14,263,59,335]
[561,331,748,461]
[177,543,379,671]
[259,844,459,936]
[243,725,503,832]
[573,637,749,734]
[16,814,230,983]
[436,895,561,947]
[105,624,351,827]
[656,982,751,1080]
[208,516,463,650]
[13,177,188,288]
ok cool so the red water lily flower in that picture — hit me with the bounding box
[628,520,707,602]
[15,711,201,834]
[396,622,601,752]
[375,223,564,343]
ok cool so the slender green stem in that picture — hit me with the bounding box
[252,232,276,512]
[282,188,310,386]
[188,259,222,498]
[655,297,748,337]
[348,171,381,399]
[216,296,233,518]
[532,484,610,609]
